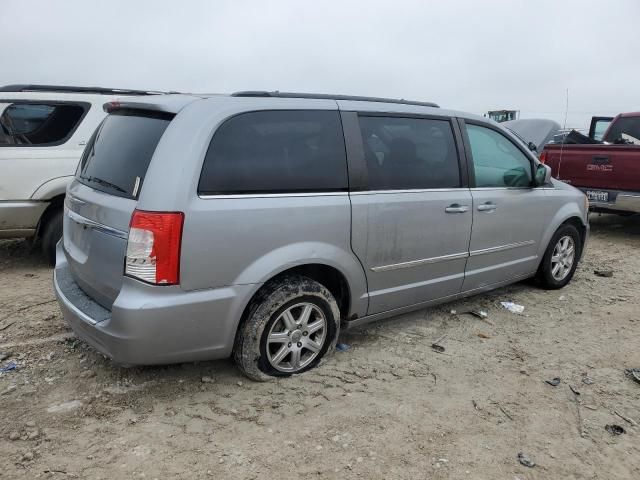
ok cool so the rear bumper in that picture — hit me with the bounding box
[582,188,640,214]
[53,242,257,365]
[0,200,48,238]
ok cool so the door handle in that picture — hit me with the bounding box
[445,204,469,213]
[477,203,497,212]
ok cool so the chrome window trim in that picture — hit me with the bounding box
[198,191,349,199]
[371,251,469,272]
[469,240,535,257]
[350,188,466,195]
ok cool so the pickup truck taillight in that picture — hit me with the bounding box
[539,150,548,164]
[125,210,184,285]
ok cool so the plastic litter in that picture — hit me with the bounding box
[336,343,351,352]
[517,452,535,468]
[0,361,17,373]
[605,424,625,436]
[470,310,488,319]
[594,269,613,278]
[624,368,640,384]
[501,302,524,314]
[545,377,561,387]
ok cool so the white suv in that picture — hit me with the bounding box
[0,84,165,263]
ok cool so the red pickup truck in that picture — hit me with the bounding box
[541,112,640,214]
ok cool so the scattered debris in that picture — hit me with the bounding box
[336,343,351,352]
[583,405,598,411]
[431,344,445,353]
[545,377,561,387]
[582,375,594,385]
[450,309,457,315]
[568,384,585,437]
[0,361,17,372]
[47,400,83,413]
[614,411,638,427]
[593,269,613,278]
[0,321,15,331]
[605,424,625,436]
[624,368,640,384]
[559,295,567,301]
[201,376,215,383]
[0,351,11,362]
[498,405,514,421]
[517,452,535,468]
[501,302,524,314]
[469,310,488,319]
[477,332,490,339]
[472,400,479,410]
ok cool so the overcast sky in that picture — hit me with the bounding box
[1,0,638,127]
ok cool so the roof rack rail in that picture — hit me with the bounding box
[231,91,439,108]
[0,84,174,96]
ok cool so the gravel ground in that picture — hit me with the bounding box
[0,214,639,479]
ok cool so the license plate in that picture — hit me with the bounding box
[586,190,609,202]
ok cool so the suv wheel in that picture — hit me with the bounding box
[537,224,582,289]
[41,209,63,266]
[234,275,340,381]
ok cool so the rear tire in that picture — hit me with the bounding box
[536,224,582,289]
[41,209,63,266]
[233,275,340,381]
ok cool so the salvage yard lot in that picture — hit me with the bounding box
[1,214,639,480]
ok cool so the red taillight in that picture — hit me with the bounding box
[539,150,548,164]
[125,210,184,285]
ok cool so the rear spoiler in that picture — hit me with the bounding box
[103,95,200,115]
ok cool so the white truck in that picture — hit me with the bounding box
[0,84,164,263]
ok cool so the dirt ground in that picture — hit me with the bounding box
[1,214,639,480]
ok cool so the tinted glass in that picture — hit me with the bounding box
[0,103,85,146]
[78,110,172,199]
[604,117,640,145]
[358,116,460,190]
[199,110,347,194]
[466,124,532,188]
[593,119,612,141]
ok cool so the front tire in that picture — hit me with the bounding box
[234,275,340,381]
[536,224,582,289]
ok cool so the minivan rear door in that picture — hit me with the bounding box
[344,111,472,315]
[63,109,173,309]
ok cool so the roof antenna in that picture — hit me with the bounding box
[557,88,569,180]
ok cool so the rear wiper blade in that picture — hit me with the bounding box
[81,175,127,194]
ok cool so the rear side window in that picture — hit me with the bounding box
[198,110,348,194]
[466,124,532,188]
[78,110,172,199]
[0,102,86,146]
[358,115,460,190]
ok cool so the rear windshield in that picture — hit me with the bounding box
[77,109,172,199]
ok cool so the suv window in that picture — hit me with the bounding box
[466,124,532,188]
[77,110,172,199]
[198,110,347,195]
[0,102,86,146]
[358,116,460,190]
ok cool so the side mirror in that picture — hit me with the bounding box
[534,163,551,186]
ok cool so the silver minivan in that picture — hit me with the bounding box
[54,92,589,380]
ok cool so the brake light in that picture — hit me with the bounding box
[125,210,184,285]
[539,150,548,164]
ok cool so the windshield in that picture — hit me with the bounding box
[604,116,640,145]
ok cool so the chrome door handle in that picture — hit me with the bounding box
[477,203,497,212]
[445,204,469,213]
